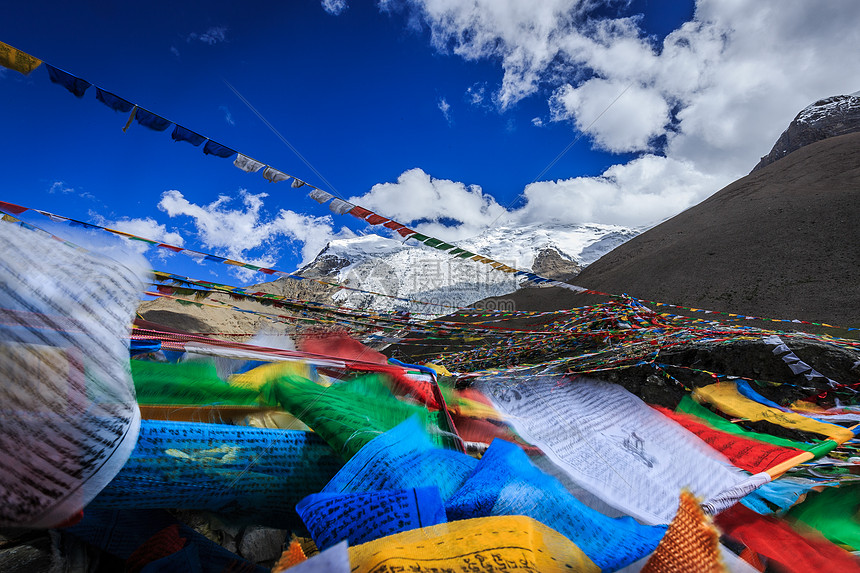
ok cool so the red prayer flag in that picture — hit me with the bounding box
[715,503,860,573]
[365,214,388,225]
[347,206,373,219]
[0,200,28,215]
[654,406,805,474]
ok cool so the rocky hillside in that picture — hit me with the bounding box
[572,131,860,329]
[752,91,860,171]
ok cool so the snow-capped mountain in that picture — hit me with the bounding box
[289,222,639,314]
[752,91,860,172]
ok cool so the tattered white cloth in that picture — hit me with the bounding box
[0,223,146,527]
[477,376,755,524]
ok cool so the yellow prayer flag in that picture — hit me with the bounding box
[229,360,313,390]
[424,362,452,377]
[0,41,42,75]
[348,515,599,573]
[693,382,855,442]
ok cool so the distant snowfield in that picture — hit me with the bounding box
[309,222,639,314]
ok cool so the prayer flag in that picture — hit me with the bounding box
[0,41,41,75]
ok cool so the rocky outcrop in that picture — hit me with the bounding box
[530,247,581,282]
[752,92,860,171]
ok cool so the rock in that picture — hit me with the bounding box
[237,525,288,564]
[530,247,582,282]
[0,531,52,572]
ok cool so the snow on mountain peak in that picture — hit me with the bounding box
[301,222,638,314]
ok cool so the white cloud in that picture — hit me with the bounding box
[158,189,355,270]
[170,46,180,59]
[531,117,544,127]
[187,26,228,45]
[383,0,860,227]
[466,83,486,106]
[110,217,186,247]
[321,0,348,15]
[49,181,74,194]
[348,159,718,240]
[514,155,721,227]
[348,168,508,240]
[437,97,452,124]
[219,105,235,126]
[550,80,670,152]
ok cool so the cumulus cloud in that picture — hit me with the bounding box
[380,0,860,228]
[321,0,348,15]
[550,80,670,152]
[348,159,718,239]
[348,168,508,240]
[513,155,721,227]
[158,189,355,270]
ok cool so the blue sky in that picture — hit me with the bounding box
[1,1,858,285]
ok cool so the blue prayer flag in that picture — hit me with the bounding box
[203,140,237,158]
[95,88,134,112]
[171,125,206,146]
[46,64,91,98]
[135,109,172,132]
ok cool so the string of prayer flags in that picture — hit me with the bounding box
[234,153,265,173]
[0,40,42,75]
[763,335,844,388]
[46,64,91,98]
[1,201,494,311]
[2,40,581,286]
[347,515,600,573]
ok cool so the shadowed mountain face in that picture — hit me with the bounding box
[752,93,860,172]
[572,132,860,328]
